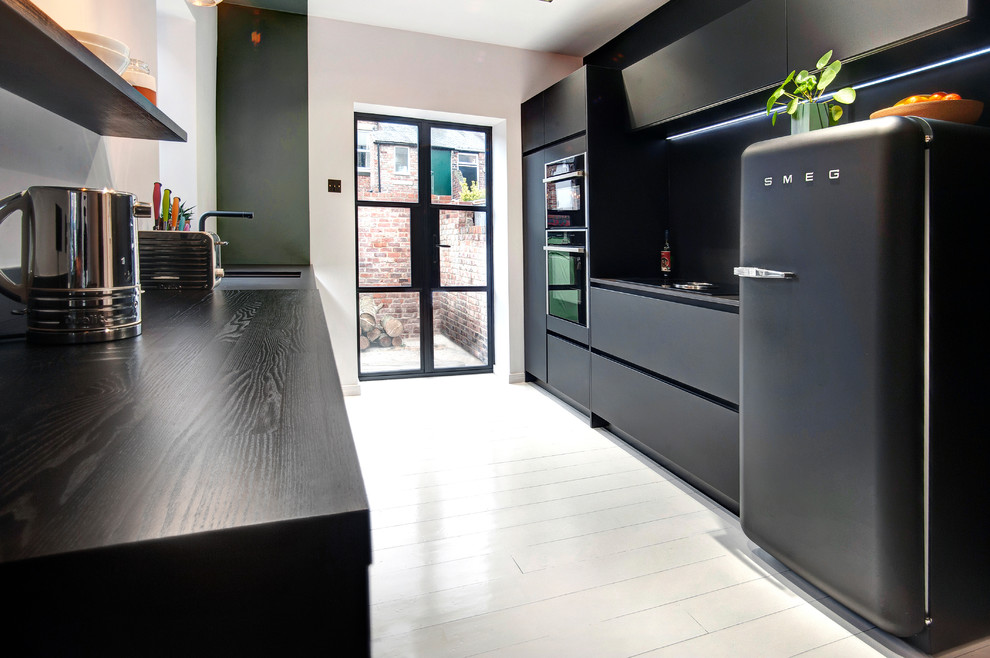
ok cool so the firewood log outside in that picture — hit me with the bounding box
[358,298,405,351]
[382,316,402,338]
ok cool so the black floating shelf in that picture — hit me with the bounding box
[0,0,187,142]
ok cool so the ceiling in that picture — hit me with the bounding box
[226,0,671,57]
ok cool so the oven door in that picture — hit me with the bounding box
[544,154,586,228]
[544,230,587,326]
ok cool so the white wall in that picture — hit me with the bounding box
[193,5,218,229]
[308,18,581,394]
[156,0,200,228]
[0,0,216,267]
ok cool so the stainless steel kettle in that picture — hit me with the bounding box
[0,186,142,343]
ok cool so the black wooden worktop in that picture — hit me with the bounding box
[0,287,370,656]
[591,277,740,311]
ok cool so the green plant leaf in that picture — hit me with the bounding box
[795,77,817,99]
[766,86,786,113]
[766,71,795,121]
[830,104,843,123]
[833,87,857,104]
[771,111,778,126]
[818,60,841,90]
[766,51,855,125]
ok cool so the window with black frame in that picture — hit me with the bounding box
[355,115,494,378]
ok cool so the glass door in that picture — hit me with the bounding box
[355,115,493,378]
[545,229,587,325]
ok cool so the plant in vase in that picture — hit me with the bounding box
[767,50,857,132]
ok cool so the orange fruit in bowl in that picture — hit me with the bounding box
[893,92,963,106]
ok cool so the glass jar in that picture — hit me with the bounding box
[122,59,157,105]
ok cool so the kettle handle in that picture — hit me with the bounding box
[0,190,31,303]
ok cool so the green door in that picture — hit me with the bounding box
[431,149,452,197]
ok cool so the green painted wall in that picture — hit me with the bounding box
[226,0,308,15]
[217,3,309,265]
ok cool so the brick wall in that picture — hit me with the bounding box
[358,144,419,203]
[435,209,488,361]
[439,210,486,287]
[357,208,487,361]
[434,291,488,363]
[360,291,420,340]
[358,207,411,287]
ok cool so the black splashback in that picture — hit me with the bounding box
[662,46,990,289]
[666,119,783,288]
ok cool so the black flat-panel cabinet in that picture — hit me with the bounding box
[591,354,739,507]
[522,134,585,382]
[623,0,785,129]
[544,68,588,146]
[521,94,544,154]
[522,66,659,389]
[543,134,588,165]
[523,150,547,381]
[522,67,588,154]
[548,335,591,410]
[787,0,968,69]
[590,288,739,404]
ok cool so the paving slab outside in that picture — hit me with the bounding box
[360,334,485,373]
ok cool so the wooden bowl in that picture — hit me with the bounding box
[869,99,984,124]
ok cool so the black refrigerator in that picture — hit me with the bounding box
[737,116,990,654]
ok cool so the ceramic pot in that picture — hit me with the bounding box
[791,103,830,134]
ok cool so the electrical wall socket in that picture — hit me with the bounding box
[327,179,342,193]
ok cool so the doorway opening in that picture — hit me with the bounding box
[355,114,494,379]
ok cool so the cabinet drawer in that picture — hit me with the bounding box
[590,287,739,404]
[547,335,590,409]
[592,354,739,505]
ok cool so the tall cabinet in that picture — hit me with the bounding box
[521,66,661,412]
[521,69,589,408]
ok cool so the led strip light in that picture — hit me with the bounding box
[666,45,990,141]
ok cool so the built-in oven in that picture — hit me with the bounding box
[544,229,587,326]
[544,153,586,228]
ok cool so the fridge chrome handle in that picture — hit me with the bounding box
[734,266,796,279]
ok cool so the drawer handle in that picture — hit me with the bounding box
[544,246,586,254]
[734,266,796,279]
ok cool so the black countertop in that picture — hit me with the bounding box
[219,263,318,290]
[0,286,370,654]
[592,277,740,311]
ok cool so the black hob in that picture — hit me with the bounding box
[623,278,739,296]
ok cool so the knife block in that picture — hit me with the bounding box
[138,231,224,290]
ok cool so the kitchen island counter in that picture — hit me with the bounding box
[0,287,370,655]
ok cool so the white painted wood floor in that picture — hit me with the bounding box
[345,374,990,658]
